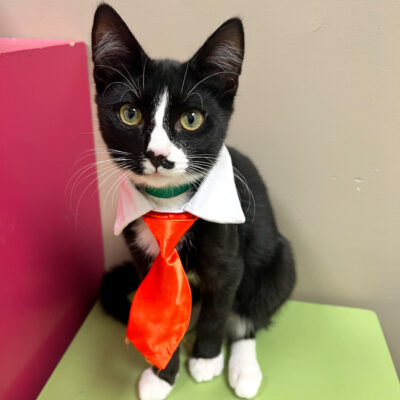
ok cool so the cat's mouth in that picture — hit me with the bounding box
[143,168,170,176]
[121,153,205,189]
[142,165,181,178]
[127,165,196,189]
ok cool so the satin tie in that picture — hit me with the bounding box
[126,211,198,370]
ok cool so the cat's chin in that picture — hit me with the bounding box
[127,170,202,189]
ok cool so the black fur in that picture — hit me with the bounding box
[92,3,295,387]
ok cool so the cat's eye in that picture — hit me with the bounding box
[179,110,204,131]
[119,104,142,126]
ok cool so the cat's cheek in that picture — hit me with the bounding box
[142,159,156,175]
[167,146,189,171]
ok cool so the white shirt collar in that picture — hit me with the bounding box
[114,145,245,235]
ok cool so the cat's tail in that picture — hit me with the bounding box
[100,262,139,324]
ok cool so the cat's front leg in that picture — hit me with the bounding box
[188,256,243,383]
[138,348,180,400]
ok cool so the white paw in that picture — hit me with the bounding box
[188,352,224,382]
[229,339,262,399]
[138,368,174,400]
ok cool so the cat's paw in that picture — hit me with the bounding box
[188,352,224,382]
[229,361,262,398]
[228,339,262,399]
[138,368,174,400]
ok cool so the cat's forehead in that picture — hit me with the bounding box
[145,59,190,97]
[135,58,204,109]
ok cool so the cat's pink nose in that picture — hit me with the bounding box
[150,150,168,157]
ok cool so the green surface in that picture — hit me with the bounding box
[38,301,400,400]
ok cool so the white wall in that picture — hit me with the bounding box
[2,0,399,374]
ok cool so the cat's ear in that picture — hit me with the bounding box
[91,4,147,90]
[190,18,244,97]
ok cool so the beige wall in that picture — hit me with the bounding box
[2,0,399,374]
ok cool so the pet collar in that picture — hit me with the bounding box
[144,183,194,198]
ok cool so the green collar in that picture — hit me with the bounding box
[144,183,194,198]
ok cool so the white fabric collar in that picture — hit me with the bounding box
[114,145,245,235]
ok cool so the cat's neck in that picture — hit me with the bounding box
[142,189,194,212]
[126,173,199,211]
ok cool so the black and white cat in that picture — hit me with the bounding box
[92,4,296,400]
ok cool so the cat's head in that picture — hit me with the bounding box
[91,4,244,188]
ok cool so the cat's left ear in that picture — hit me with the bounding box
[190,18,245,97]
[91,4,148,92]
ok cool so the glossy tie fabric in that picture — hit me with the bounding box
[126,211,198,370]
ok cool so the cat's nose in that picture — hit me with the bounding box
[146,151,174,170]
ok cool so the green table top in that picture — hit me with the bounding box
[38,300,399,400]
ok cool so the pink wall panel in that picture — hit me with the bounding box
[0,40,104,400]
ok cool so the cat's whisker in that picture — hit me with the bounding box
[142,57,148,91]
[187,161,212,168]
[185,92,204,109]
[68,156,130,186]
[109,149,132,155]
[187,155,219,162]
[73,162,129,226]
[94,162,129,194]
[66,157,130,211]
[68,162,120,212]
[80,147,132,156]
[104,170,130,209]
[186,162,210,169]
[111,169,132,206]
[82,163,122,202]
[72,148,131,168]
[103,80,136,99]
[72,148,111,164]
[187,155,218,161]
[118,87,136,103]
[67,160,111,206]
[185,168,207,176]
[187,165,209,173]
[75,161,131,223]
[104,169,128,207]
[180,61,190,93]
[121,63,141,98]
[95,64,139,97]
[186,163,214,172]
[186,168,209,178]
[184,71,239,100]
[188,153,218,157]
[181,171,203,188]
[187,161,216,167]
[232,167,256,222]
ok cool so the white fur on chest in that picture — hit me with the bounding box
[133,218,160,258]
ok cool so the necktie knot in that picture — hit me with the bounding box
[142,211,198,257]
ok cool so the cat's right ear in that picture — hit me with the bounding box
[91,4,147,91]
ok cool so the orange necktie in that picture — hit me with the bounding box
[126,211,198,370]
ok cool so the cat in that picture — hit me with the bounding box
[91,4,296,400]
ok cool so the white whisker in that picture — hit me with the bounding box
[95,64,139,98]
[185,71,238,100]
[180,61,190,93]
[104,170,130,209]
[142,57,148,91]
[73,163,122,225]
[185,92,204,109]
[121,63,141,98]
[233,166,256,222]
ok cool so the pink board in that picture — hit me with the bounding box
[0,39,104,400]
